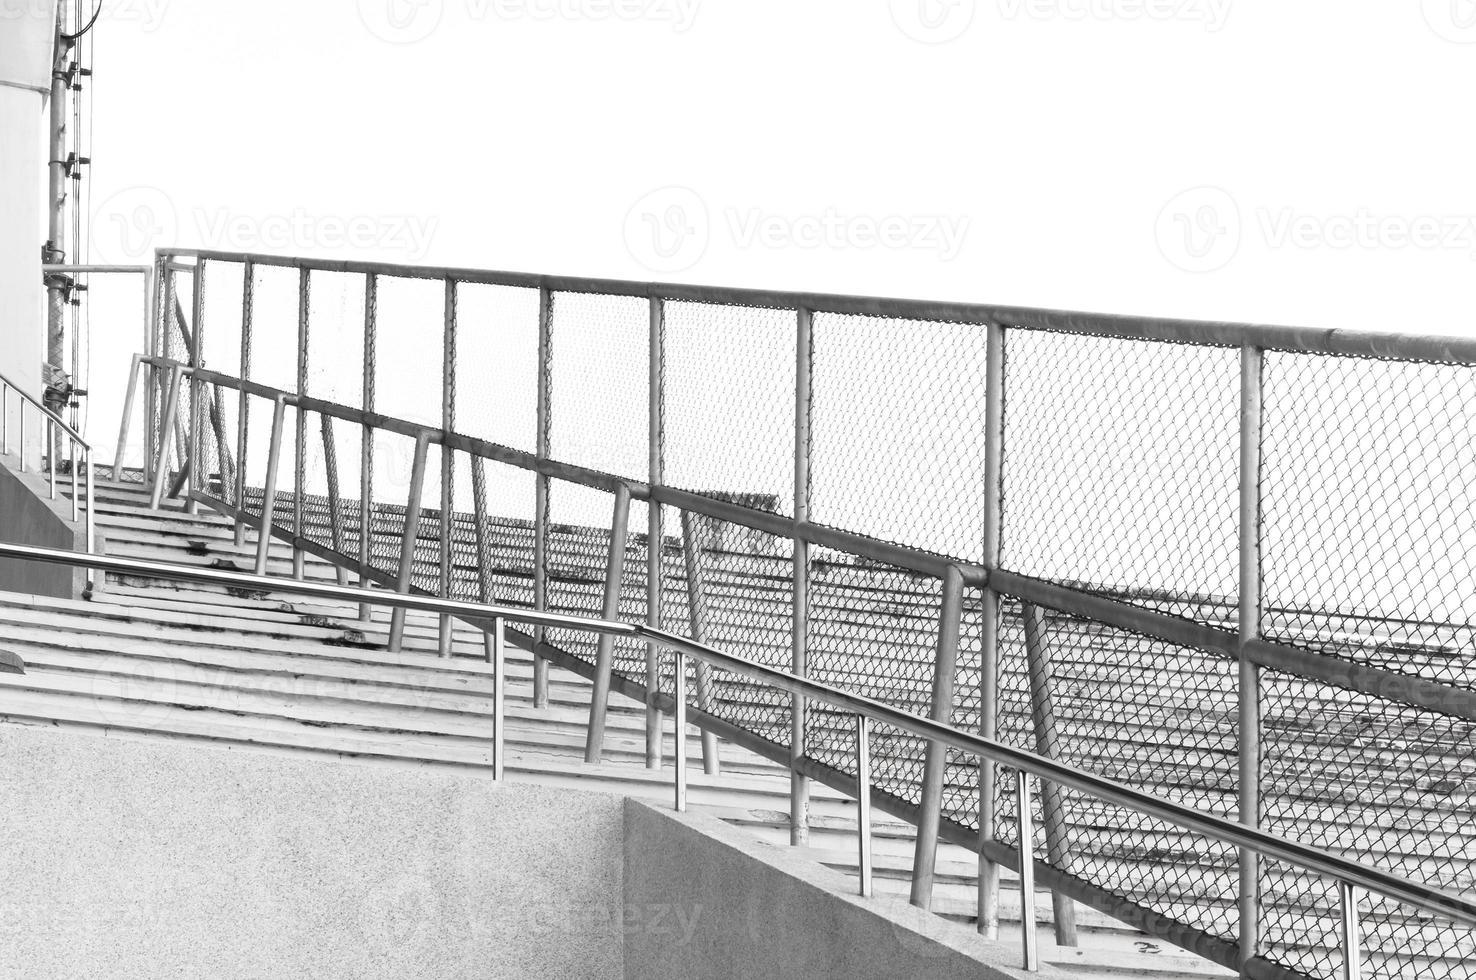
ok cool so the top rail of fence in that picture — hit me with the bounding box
[158,247,1476,363]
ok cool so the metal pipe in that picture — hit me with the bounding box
[234,259,253,547]
[585,483,633,763]
[438,444,454,659]
[321,415,348,587]
[646,295,665,769]
[113,353,143,481]
[792,304,813,846]
[68,436,76,522]
[1018,769,1039,973]
[18,402,25,473]
[1340,882,1361,980]
[359,273,377,623]
[2,386,8,456]
[148,367,184,510]
[491,615,506,781]
[439,277,457,659]
[677,510,723,775]
[84,448,95,595]
[978,319,1005,938]
[253,395,290,576]
[857,714,873,898]
[185,262,205,516]
[388,432,431,653]
[1239,342,1264,966]
[292,267,308,578]
[46,419,55,499]
[144,257,162,485]
[674,647,688,813]
[911,564,965,908]
[1021,603,1078,946]
[533,285,552,708]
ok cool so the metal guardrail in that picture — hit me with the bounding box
[0,368,95,589]
[0,536,1472,979]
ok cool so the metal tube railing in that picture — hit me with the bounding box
[2,538,1472,976]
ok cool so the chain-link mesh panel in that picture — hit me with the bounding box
[454,454,537,609]
[988,599,1241,941]
[1259,670,1476,980]
[812,314,989,560]
[373,275,444,427]
[1001,329,1240,625]
[663,302,795,515]
[1262,351,1476,692]
[657,511,795,745]
[455,284,541,455]
[548,291,647,480]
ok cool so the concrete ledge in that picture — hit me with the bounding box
[622,798,1070,980]
[0,452,89,599]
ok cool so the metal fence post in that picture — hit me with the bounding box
[112,353,143,482]
[857,714,873,898]
[911,563,964,908]
[253,394,290,576]
[1340,882,1361,980]
[585,483,632,763]
[439,277,457,659]
[148,366,184,511]
[532,284,552,709]
[359,273,377,623]
[292,267,309,580]
[234,258,253,547]
[978,318,1006,938]
[143,255,162,485]
[471,456,501,677]
[388,432,431,653]
[646,295,665,769]
[490,614,506,781]
[673,647,688,813]
[677,510,722,775]
[1021,602,1079,946]
[1018,768,1040,973]
[185,262,205,516]
[321,414,348,586]
[1239,342,1264,967]
[791,304,813,846]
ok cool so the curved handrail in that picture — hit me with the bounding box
[0,368,90,448]
[1,536,1472,936]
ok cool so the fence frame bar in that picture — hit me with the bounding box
[791,304,813,846]
[585,482,633,762]
[646,295,665,769]
[1239,342,1264,966]
[911,563,965,907]
[388,431,431,653]
[1021,602,1079,947]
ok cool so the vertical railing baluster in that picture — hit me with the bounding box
[791,304,813,846]
[857,714,873,898]
[184,262,205,516]
[67,433,76,521]
[585,483,632,763]
[1340,882,1361,980]
[674,647,688,813]
[678,510,723,776]
[46,419,55,499]
[18,402,25,473]
[1018,768,1039,973]
[292,267,308,579]
[233,258,253,547]
[471,456,500,676]
[979,318,1005,939]
[359,273,377,624]
[321,414,348,586]
[149,366,184,510]
[646,295,665,769]
[84,447,95,596]
[1239,342,1264,967]
[388,432,431,653]
[2,386,9,457]
[532,284,552,709]
[143,256,161,486]
[438,277,457,659]
[1021,602,1078,946]
[911,564,964,908]
[253,394,289,576]
[490,614,505,781]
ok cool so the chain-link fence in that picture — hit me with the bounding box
[142,249,1476,979]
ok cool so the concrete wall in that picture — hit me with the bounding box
[0,451,86,598]
[0,726,626,980]
[622,799,1067,980]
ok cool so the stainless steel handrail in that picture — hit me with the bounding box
[1,536,1471,974]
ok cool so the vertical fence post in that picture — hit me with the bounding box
[978,318,1006,938]
[584,483,632,763]
[185,262,205,516]
[1340,882,1361,980]
[677,510,722,775]
[234,258,253,547]
[292,267,309,580]
[1021,603,1079,946]
[791,304,813,846]
[359,273,377,623]
[253,394,290,576]
[532,285,553,709]
[148,366,184,511]
[856,714,873,898]
[439,277,457,659]
[471,456,501,678]
[1018,768,1040,973]
[112,353,143,482]
[673,647,688,813]
[1239,342,1264,967]
[388,432,431,653]
[911,563,964,908]
[490,615,506,782]
[646,295,665,769]
[143,256,161,486]
[321,415,348,586]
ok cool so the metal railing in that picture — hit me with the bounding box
[2,536,1473,979]
[128,247,1476,980]
[0,368,95,588]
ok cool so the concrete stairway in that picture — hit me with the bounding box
[0,475,1232,979]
